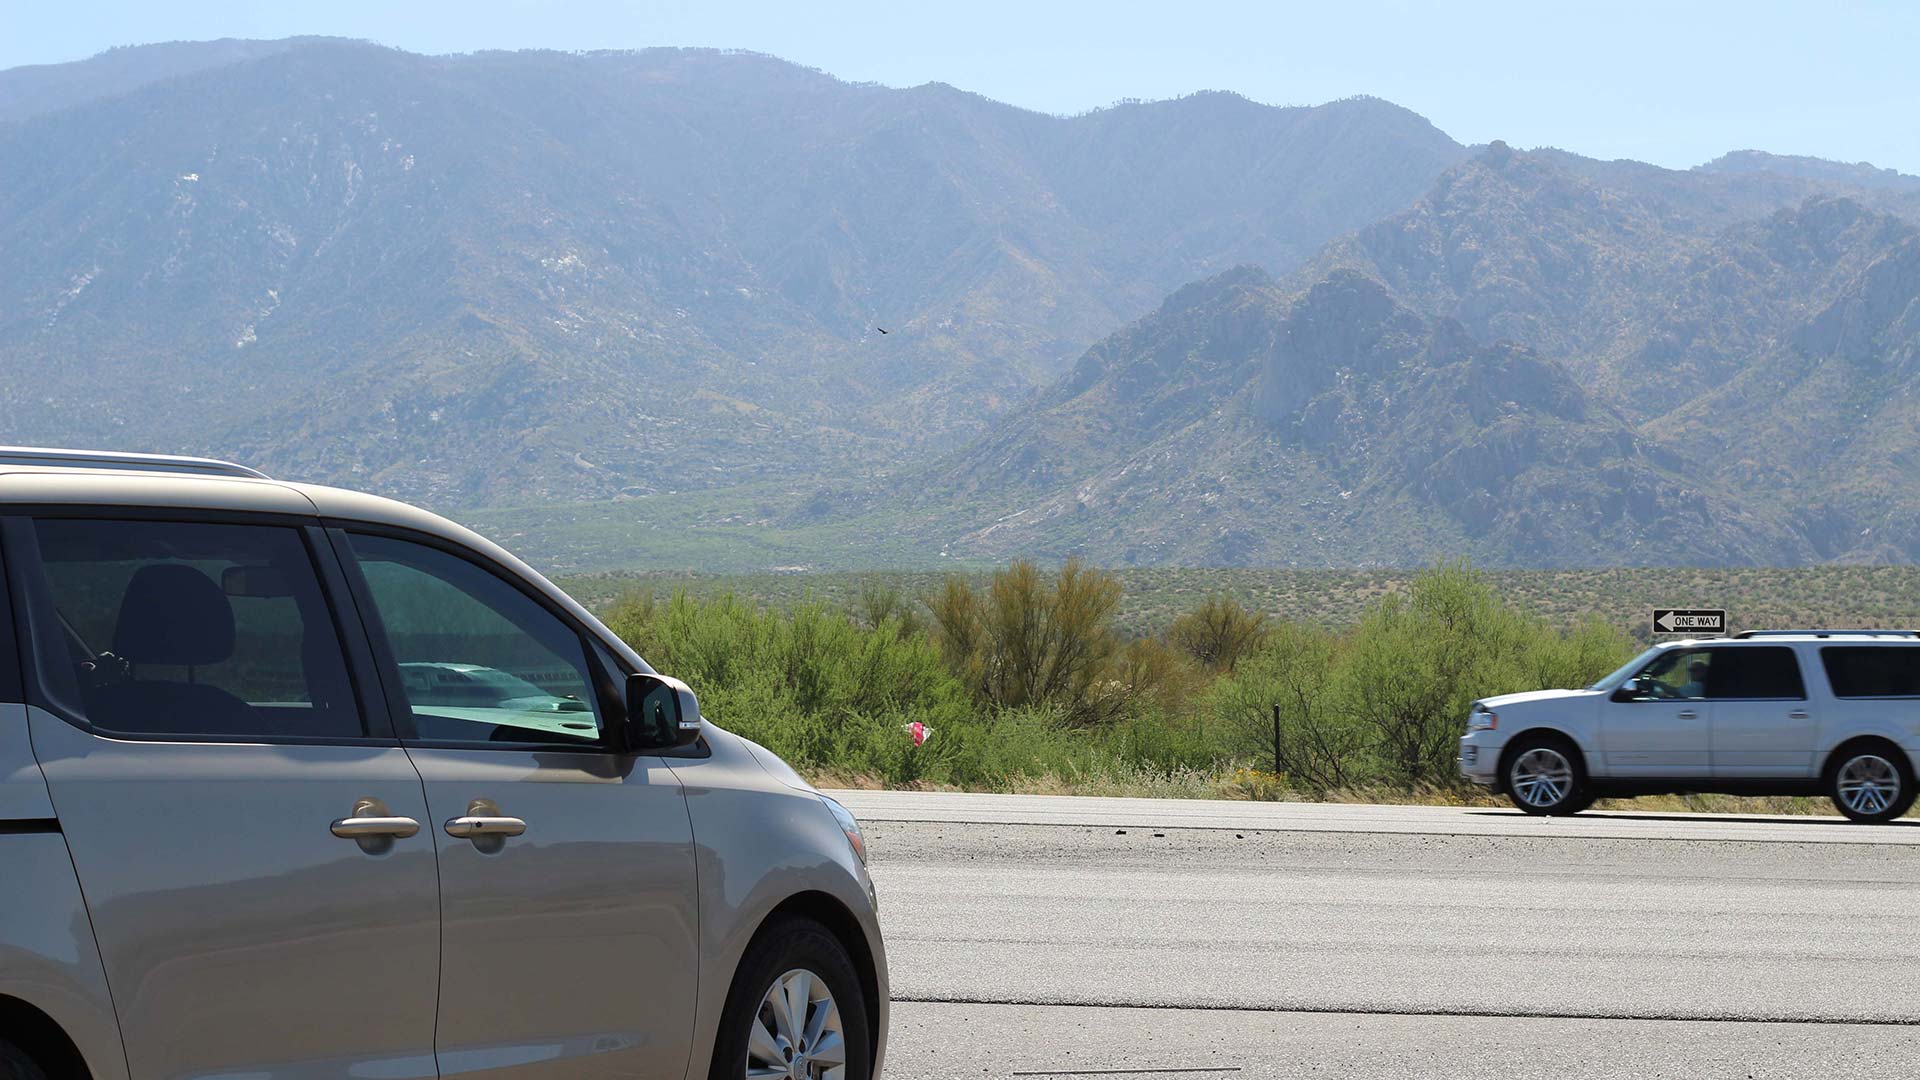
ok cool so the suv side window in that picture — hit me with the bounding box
[1707,646,1805,699]
[24,518,365,739]
[1632,648,1712,699]
[345,532,608,747]
[1821,647,1920,697]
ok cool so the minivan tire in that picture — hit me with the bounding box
[709,914,871,1080]
[0,1040,51,1080]
[1502,734,1590,816]
[1825,742,1917,824]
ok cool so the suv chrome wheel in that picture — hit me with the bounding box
[746,968,846,1080]
[1836,754,1901,817]
[1510,747,1573,809]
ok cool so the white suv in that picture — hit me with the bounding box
[1458,631,1920,822]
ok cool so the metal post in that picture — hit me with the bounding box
[1271,703,1282,777]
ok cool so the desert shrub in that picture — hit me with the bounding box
[1212,621,1364,789]
[1521,613,1638,690]
[930,559,1141,725]
[606,561,1638,797]
[603,590,971,777]
[1208,562,1638,791]
[1168,594,1269,672]
[853,577,927,640]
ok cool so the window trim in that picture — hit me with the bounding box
[0,520,20,704]
[0,510,401,746]
[326,524,634,755]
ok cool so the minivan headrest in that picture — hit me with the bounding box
[113,564,236,666]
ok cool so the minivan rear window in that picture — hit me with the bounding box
[27,518,366,739]
[1821,647,1920,698]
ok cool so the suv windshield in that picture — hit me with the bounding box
[1590,647,1660,690]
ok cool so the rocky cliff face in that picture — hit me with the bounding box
[925,266,1808,567]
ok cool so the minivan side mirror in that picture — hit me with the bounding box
[625,672,704,751]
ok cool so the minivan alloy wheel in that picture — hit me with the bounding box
[1510,747,1573,809]
[1837,754,1901,817]
[746,968,846,1080]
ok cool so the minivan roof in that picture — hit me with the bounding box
[0,464,464,540]
[0,450,655,675]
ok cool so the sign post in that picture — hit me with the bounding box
[1271,703,1282,778]
[1652,609,1726,636]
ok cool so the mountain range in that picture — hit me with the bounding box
[0,38,1462,505]
[4,38,1920,568]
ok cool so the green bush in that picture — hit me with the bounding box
[1210,562,1636,790]
[931,559,1133,725]
[1168,594,1269,672]
[603,590,972,782]
[601,562,1638,797]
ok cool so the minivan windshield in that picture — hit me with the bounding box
[1590,647,1661,691]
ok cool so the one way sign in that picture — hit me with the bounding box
[1653,608,1726,635]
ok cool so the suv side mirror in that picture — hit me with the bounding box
[625,672,704,751]
[1611,678,1641,703]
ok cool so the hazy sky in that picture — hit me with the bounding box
[6,0,1918,173]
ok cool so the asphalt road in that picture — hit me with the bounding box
[827,791,1920,1079]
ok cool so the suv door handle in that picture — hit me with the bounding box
[445,816,527,839]
[331,815,421,839]
[1676,710,1699,720]
[1789,710,1811,719]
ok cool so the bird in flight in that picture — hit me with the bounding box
[875,327,889,335]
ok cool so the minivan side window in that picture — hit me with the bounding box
[1707,646,1805,700]
[1821,647,1920,697]
[346,533,607,747]
[26,518,365,739]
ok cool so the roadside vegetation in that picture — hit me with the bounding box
[599,560,1830,811]
[566,564,1920,641]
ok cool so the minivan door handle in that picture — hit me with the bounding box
[331,816,422,839]
[331,797,421,839]
[444,816,527,839]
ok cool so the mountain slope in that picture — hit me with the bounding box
[0,40,1468,506]
[1659,227,1920,560]
[0,38,319,123]
[914,149,1920,570]
[924,268,1804,567]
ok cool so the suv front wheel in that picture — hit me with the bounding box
[1503,735,1590,816]
[1826,743,1917,823]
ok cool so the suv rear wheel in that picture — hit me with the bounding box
[1826,743,1917,823]
[1503,735,1590,816]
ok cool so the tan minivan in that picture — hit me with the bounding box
[0,447,885,1080]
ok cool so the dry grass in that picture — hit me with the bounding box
[809,766,1844,816]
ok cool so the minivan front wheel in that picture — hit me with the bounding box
[711,915,871,1080]
[1827,744,1917,823]
[0,1039,51,1080]
[1503,736,1589,816]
